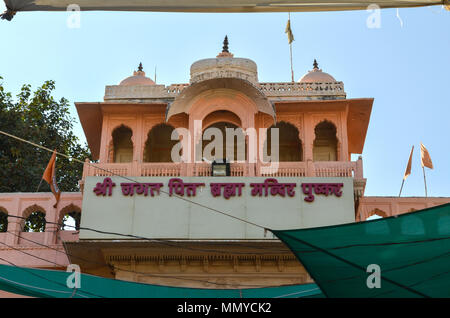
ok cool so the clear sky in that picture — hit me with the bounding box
[0,4,449,198]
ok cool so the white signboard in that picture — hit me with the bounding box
[80,176,354,240]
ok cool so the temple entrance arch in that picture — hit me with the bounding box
[201,121,247,162]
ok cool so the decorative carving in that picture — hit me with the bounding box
[233,257,238,273]
[158,256,164,272]
[104,81,345,101]
[203,257,209,273]
[277,257,284,272]
[255,257,261,272]
[180,257,187,272]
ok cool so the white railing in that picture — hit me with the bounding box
[104,81,346,101]
[259,82,345,97]
[258,162,307,177]
[141,163,183,177]
[82,159,363,179]
[83,162,130,178]
[314,161,357,178]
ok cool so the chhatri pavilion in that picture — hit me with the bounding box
[0,37,449,296]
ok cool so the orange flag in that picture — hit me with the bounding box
[42,150,61,208]
[420,143,433,169]
[403,145,414,180]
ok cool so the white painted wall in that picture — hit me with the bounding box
[80,177,354,240]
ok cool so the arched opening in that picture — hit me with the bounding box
[0,209,7,232]
[23,211,46,232]
[144,124,179,162]
[59,204,81,231]
[111,125,133,163]
[366,208,388,221]
[201,122,247,162]
[313,121,338,161]
[264,122,303,162]
[61,212,81,231]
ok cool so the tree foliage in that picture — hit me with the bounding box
[0,212,7,232]
[23,211,46,232]
[0,76,91,193]
[61,211,81,231]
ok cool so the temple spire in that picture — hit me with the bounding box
[222,36,229,53]
[217,35,234,58]
[313,59,319,70]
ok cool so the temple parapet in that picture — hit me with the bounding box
[104,81,346,102]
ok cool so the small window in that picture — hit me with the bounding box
[0,212,7,232]
[23,211,46,232]
[61,211,81,231]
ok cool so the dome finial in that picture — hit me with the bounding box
[216,35,234,58]
[138,62,143,72]
[222,35,229,53]
[313,59,319,70]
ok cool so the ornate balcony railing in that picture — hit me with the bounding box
[82,159,364,179]
[259,82,345,98]
[104,81,345,101]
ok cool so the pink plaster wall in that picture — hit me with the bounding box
[358,196,450,221]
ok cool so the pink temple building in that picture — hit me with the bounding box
[1,38,449,297]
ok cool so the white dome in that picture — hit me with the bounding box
[299,60,336,83]
[119,63,155,86]
[189,36,258,84]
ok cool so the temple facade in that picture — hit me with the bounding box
[1,38,449,296]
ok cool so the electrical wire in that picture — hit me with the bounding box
[1,128,443,297]
[0,129,266,231]
[0,231,293,289]
[5,214,286,255]
[277,231,430,298]
[0,255,101,298]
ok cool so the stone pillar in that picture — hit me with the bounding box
[306,159,315,177]
[131,159,140,176]
[303,114,314,162]
[5,197,21,246]
[5,218,21,246]
[45,206,59,246]
[355,156,364,179]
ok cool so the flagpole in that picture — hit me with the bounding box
[398,179,405,197]
[36,178,43,192]
[288,12,294,83]
[422,166,428,197]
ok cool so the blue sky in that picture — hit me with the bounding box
[0,5,449,197]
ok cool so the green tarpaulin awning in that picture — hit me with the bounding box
[0,264,322,298]
[272,203,450,298]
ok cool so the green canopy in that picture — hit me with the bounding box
[0,264,322,298]
[272,203,450,298]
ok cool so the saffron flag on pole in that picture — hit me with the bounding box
[420,143,433,169]
[285,18,294,44]
[42,150,61,208]
[403,145,414,180]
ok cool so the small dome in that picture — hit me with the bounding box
[299,60,336,83]
[190,36,258,84]
[119,63,155,86]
